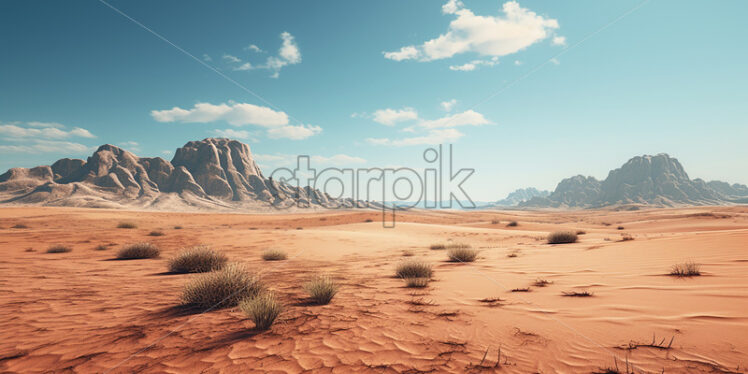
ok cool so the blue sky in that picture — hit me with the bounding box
[1,0,747,201]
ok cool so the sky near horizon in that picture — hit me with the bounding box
[1,0,747,201]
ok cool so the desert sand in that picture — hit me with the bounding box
[1,206,747,373]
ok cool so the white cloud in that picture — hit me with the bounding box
[213,128,258,140]
[222,54,241,63]
[151,102,288,127]
[440,99,457,112]
[449,57,498,72]
[0,123,95,139]
[550,57,560,65]
[266,124,321,140]
[202,54,212,62]
[366,128,464,146]
[418,110,491,129]
[372,108,418,126]
[384,1,559,63]
[224,32,301,78]
[0,140,91,154]
[552,36,566,46]
[514,60,522,66]
[449,62,476,71]
[382,46,420,61]
[246,44,264,53]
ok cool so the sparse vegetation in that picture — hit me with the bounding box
[430,243,446,250]
[396,260,433,279]
[669,261,701,277]
[507,252,518,258]
[533,278,553,287]
[116,242,160,259]
[617,226,625,230]
[239,293,282,330]
[303,274,339,304]
[506,221,518,227]
[261,248,288,261]
[148,230,165,237]
[47,245,72,253]
[174,225,183,229]
[405,277,430,288]
[448,247,479,262]
[117,222,137,229]
[547,231,578,244]
[168,246,228,273]
[511,287,530,292]
[11,224,29,229]
[364,218,374,223]
[576,230,586,235]
[619,233,634,241]
[562,290,594,297]
[181,263,264,309]
[94,244,108,251]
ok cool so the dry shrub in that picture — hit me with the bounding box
[617,226,625,230]
[405,277,430,288]
[562,290,593,297]
[669,261,701,277]
[364,218,374,223]
[620,234,634,241]
[168,246,228,273]
[430,243,446,250]
[396,260,433,279]
[511,287,530,292]
[261,248,288,261]
[303,275,339,304]
[174,225,183,229]
[148,230,165,237]
[47,245,72,253]
[447,247,479,262]
[533,278,553,287]
[116,242,160,259]
[239,293,282,330]
[506,221,519,227]
[181,263,264,309]
[117,222,137,229]
[12,224,29,229]
[547,231,578,244]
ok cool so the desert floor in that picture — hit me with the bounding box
[1,206,747,373]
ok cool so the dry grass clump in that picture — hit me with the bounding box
[12,223,29,229]
[562,290,594,297]
[511,287,531,292]
[168,246,228,273]
[239,293,282,330]
[47,245,72,253]
[116,221,137,229]
[405,277,430,288]
[116,242,160,259]
[506,221,518,227]
[533,278,553,287]
[148,230,165,237]
[430,243,447,250]
[669,261,701,277]
[261,248,288,261]
[547,231,578,244]
[173,225,183,229]
[447,247,479,262]
[181,263,264,309]
[303,275,339,304]
[396,260,433,279]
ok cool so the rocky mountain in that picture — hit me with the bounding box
[0,138,354,211]
[520,154,748,208]
[484,187,550,207]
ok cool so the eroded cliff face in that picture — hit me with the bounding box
[0,138,350,210]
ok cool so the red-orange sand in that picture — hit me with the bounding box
[1,207,747,373]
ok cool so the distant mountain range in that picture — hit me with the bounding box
[2,143,746,211]
[513,154,748,208]
[0,138,357,211]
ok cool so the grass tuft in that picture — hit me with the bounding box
[239,293,282,330]
[148,230,165,237]
[511,287,531,292]
[181,263,264,309]
[547,231,578,244]
[396,260,433,279]
[168,246,228,273]
[12,224,29,229]
[562,290,594,297]
[447,247,479,262]
[261,248,288,261]
[405,277,430,288]
[506,221,519,227]
[304,274,339,304]
[47,245,72,253]
[116,222,137,229]
[669,261,701,277]
[532,278,553,287]
[116,242,160,259]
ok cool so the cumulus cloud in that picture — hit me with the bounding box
[0,140,91,154]
[213,128,256,139]
[266,124,321,140]
[384,1,559,65]
[440,99,457,112]
[365,106,490,146]
[449,57,498,71]
[418,110,491,129]
[222,32,301,78]
[372,108,418,126]
[552,36,566,46]
[151,102,288,127]
[0,122,95,139]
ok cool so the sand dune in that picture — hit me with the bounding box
[1,207,747,373]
